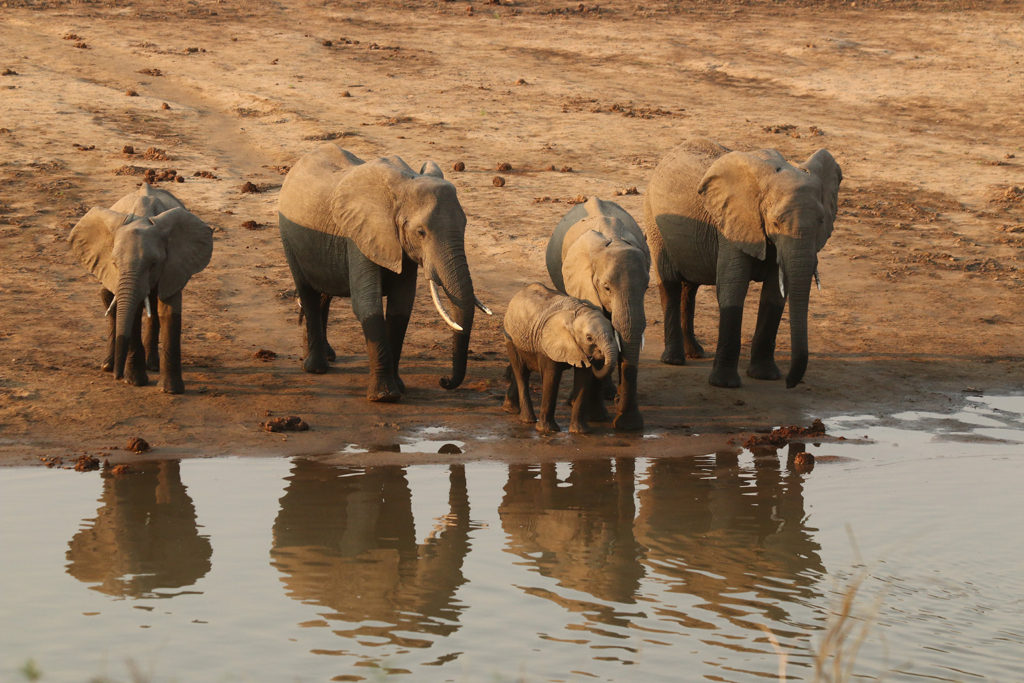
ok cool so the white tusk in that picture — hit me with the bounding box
[105,296,116,317]
[642,332,646,351]
[814,268,822,291]
[475,297,493,316]
[615,332,623,353]
[144,297,152,318]
[429,280,463,332]
[778,268,787,299]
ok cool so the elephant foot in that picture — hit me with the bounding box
[101,357,114,372]
[367,375,403,403]
[569,420,591,435]
[303,353,329,374]
[684,340,706,359]
[503,396,519,414]
[747,359,782,381]
[660,348,688,366]
[123,368,149,387]
[536,419,560,434]
[162,376,185,394]
[325,343,337,363]
[612,409,643,432]
[517,409,537,424]
[709,365,742,388]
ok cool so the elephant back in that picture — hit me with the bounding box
[110,184,185,220]
[279,144,365,235]
[546,197,647,292]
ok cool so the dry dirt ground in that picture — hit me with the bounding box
[1,0,1022,467]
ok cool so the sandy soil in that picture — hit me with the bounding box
[1,0,1022,467]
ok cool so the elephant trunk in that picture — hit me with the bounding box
[611,295,645,431]
[112,271,143,380]
[433,249,476,390]
[784,262,814,388]
[592,335,618,380]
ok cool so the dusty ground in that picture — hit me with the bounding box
[1,0,1022,467]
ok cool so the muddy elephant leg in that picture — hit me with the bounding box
[682,281,705,359]
[537,358,564,434]
[506,344,535,423]
[123,302,149,387]
[157,291,184,394]
[144,290,160,371]
[384,263,417,395]
[613,359,643,431]
[296,281,330,374]
[101,288,115,372]
[569,367,597,434]
[320,294,336,362]
[658,279,687,365]
[748,263,784,381]
[349,251,401,402]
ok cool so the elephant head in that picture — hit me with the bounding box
[541,301,619,379]
[697,148,841,387]
[329,157,486,389]
[562,223,650,374]
[69,206,213,381]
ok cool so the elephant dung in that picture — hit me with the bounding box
[126,437,150,453]
[261,416,309,433]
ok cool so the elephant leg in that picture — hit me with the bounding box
[384,263,417,394]
[682,281,705,359]
[658,280,688,365]
[157,291,184,394]
[536,358,563,434]
[296,281,330,374]
[123,302,149,387]
[502,362,520,414]
[568,367,592,434]
[360,314,402,402]
[507,344,535,423]
[101,288,115,372]
[144,291,160,371]
[320,294,336,363]
[613,359,643,431]
[748,271,784,381]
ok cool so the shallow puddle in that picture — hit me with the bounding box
[2,395,1022,682]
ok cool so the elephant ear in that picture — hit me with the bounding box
[561,230,605,308]
[419,160,444,179]
[68,207,127,291]
[698,150,784,261]
[329,160,406,274]
[151,207,214,299]
[800,149,842,251]
[540,311,589,368]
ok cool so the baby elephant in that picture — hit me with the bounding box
[69,184,213,393]
[503,284,618,434]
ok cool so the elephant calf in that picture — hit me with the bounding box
[643,138,841,388]
[503,284,618,434]
[69,184,213,394]
[546,197,650,431]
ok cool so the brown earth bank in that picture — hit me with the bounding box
[1,0,1022,467]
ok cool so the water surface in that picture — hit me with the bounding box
[2,395,1022,681]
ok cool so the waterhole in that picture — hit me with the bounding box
[2,395,1022,681]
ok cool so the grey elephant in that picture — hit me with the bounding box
[546,197,650,431]
[643,139,841,388]
[69,184,213,393]
[503,284,618,434]
[278,145,490,402]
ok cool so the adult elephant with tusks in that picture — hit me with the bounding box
[68,184,213,394]
[278,144,491,402]
[643,139,841,388]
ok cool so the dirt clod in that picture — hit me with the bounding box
[567,194,587,204]
[241,220,265,230]
[615,186,639,195]
[240,181,261,194]
[162,102,171,110]
[791,451,815,472]
[2,68,18,76]
[452,161,466,172]
[559,165,573,173]
[496,162,512,171]
[193,170,218,179]
[125,89,139,97]
[126,437,150,453]
[122,145,135,155]
[492,176,506,187]
[254,349,277,361]
[138,68,163,77]
[141,147,170,161]
[261,416,309,433]
[74,455,100,471]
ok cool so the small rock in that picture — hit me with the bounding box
[162,102,171,110]
[126,437,150,453]
[253,349,277,361]
[322,39,333,47]
[126,89,139,97]
[452,161,466,172]
[74,455,100,472]
[240,181,261,193]
[241,220,263,230]
[515,77,527,85]
[492,176,506,187]
[122,144,135,155]
[496,162,512,171]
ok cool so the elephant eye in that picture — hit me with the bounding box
[585,334,593,342]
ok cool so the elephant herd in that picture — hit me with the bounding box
[69,138,841,434]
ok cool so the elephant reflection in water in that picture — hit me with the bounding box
[635,451,825,634]
[270,461,471,646]
[498,459,644,606]
[65,461,212,598]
